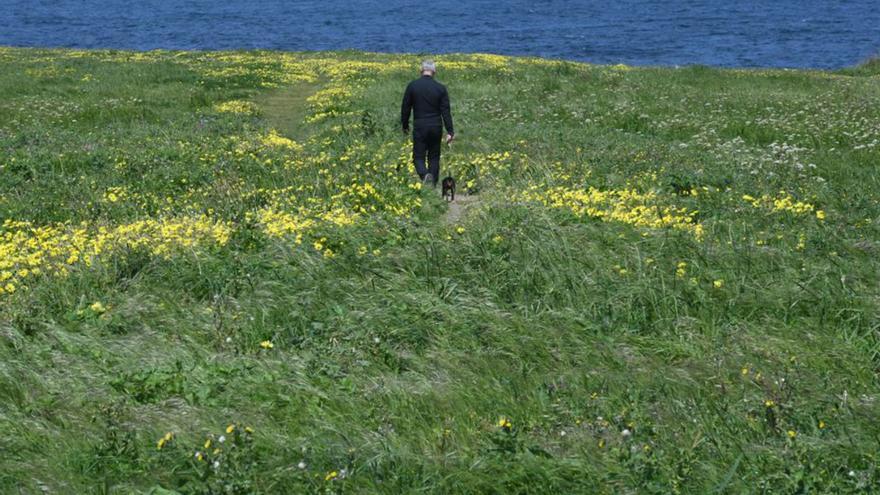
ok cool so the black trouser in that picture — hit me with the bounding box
[412,125,442,185]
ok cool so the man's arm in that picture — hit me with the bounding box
[440,86,454,137]
[401,83,413,132]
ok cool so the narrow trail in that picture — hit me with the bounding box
[442,193,481,225]
[254,81,322,140]
[256,83,482,226]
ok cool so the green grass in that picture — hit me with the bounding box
[0,47,879,494]
[255,81,324,139]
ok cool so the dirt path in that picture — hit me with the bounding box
[253,81,322,139]
[442,193,481,225]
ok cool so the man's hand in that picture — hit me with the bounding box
[446,133,455,145]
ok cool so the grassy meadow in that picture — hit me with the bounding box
[0,47,879,493]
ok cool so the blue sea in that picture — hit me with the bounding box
[1,0,878,68]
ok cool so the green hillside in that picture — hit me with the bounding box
[1,47,878,493]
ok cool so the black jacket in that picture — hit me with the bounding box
[401,75,454,135]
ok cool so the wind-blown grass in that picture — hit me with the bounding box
[0,47,878,493]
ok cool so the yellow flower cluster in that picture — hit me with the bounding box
[253,178,421,244]
[157,431,174,450]
[102,186,130,203]
[10,49,521,97]
[260,129,303,151]
[330,181,385,214]
[305,85,356,123]
[519,185,703,239]
[253,208,315,242]
[447,151,514,191]
[676,262,688,278]
[213,99,259,114]
[0,216,231,297]
[24,65,77,79]
[742,192,815,215]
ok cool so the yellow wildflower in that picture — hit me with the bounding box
[260,340,274,350]
[157,432,173,450]
[745,192,814,215]
[676,262,687,278]
[517,184,702,239]
[261,129,302,150]
[213,100,258,114]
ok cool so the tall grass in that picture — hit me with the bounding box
[0,47,878,493]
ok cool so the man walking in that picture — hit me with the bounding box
[401,60,455,186]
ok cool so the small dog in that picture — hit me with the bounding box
[441,176,455,201]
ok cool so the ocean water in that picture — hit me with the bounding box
[1,0,878,68]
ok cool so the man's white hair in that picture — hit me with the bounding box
[421,60,436,73]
